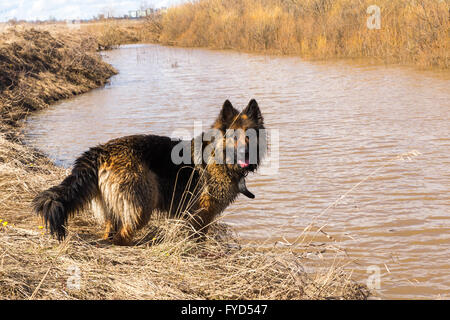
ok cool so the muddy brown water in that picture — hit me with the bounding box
[25,44,449,299]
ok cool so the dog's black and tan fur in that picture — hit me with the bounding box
[33,99,265,245]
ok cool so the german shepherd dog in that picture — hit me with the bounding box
[33,99,266,245]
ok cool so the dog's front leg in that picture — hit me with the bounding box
[188,208,215,240]
[187,193,219,240]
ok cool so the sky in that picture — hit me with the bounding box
[0,0,185,22]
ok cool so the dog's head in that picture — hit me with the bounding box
[211,99,266,175]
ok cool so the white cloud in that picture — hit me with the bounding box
[0,0,184,22]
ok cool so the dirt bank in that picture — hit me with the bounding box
[0,28,117,136]
[0,27,369,299]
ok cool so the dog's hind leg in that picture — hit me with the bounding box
[91,195,117,240]
[103,220,114,240]
[112,224,134,246]
[100,165,160,246]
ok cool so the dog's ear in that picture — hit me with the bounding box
[243,99,263,126]
[214,100,239,130]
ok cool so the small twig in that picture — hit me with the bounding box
[29,234,71,299]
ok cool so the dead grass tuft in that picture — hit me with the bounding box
[0,218,369,299]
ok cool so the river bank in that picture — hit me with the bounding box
[0,28,369,299]
[156,0,448,69]
[4,0,449,71]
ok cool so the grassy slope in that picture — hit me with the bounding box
[0,27,117,135]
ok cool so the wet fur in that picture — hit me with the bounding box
[33,99,265,245]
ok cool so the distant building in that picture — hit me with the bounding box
[127,7,164,19]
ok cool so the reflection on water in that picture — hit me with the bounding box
[25,44,450,299]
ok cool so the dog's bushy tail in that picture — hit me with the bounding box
[33,148,101,241]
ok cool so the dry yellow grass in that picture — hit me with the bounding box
[79,19,159,49]
[155,0,449,69]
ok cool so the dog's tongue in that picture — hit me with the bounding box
[238,159,249,168]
